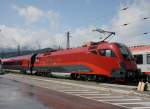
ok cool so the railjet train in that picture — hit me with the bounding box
[0,41,140,81]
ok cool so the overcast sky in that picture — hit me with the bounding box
[0,0,149,50]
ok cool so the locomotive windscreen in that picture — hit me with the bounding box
[117,43,133,59]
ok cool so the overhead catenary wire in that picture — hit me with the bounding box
[110,6,150,39]
[120,6,149,27]
[121,7,129,11]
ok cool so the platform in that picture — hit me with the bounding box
[1,73,150,109]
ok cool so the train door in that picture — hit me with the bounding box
[133,52,150,81]
[145,53,150,81]
[146,53,150,66]
[30,53,38,74]
[137,53,149,74]
[133,53,144,72]
[0,59,2,74]
[97,49,121,78]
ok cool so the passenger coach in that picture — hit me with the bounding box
[130,45,150,81]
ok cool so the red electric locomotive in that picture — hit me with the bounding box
[0,30,140,81]
[1,41,139,81]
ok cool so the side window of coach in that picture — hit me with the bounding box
[133,54,143,64]
[99,49,115,57]
[147,54,150,64]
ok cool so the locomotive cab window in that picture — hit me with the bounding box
[133,54,143,64]
[99,49,115,57]
[147,54,150,64]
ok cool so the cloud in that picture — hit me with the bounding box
[12,5,60,30]
[0,25,57,50]
[1,0,149,51]
[0,5,61,50]
[55,0,150,48]
[0,24,99,50]
[47,10,60,31]
[110,0,150,45]
[54,26,101,48]
[13,5,44,23]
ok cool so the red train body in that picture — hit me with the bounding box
[1,41,139,80]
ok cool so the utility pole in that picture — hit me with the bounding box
[17,45,21,56]
[66,31,71,49]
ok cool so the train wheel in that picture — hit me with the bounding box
[71,73,78,80]
[84,75,91,81]
[70,73,76,80]
[42,72,45,77]
[47,72,52,77]
[43,72,46,77]
[95,75,108,82]
[20,70,26,74]
[45,72,50,77]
